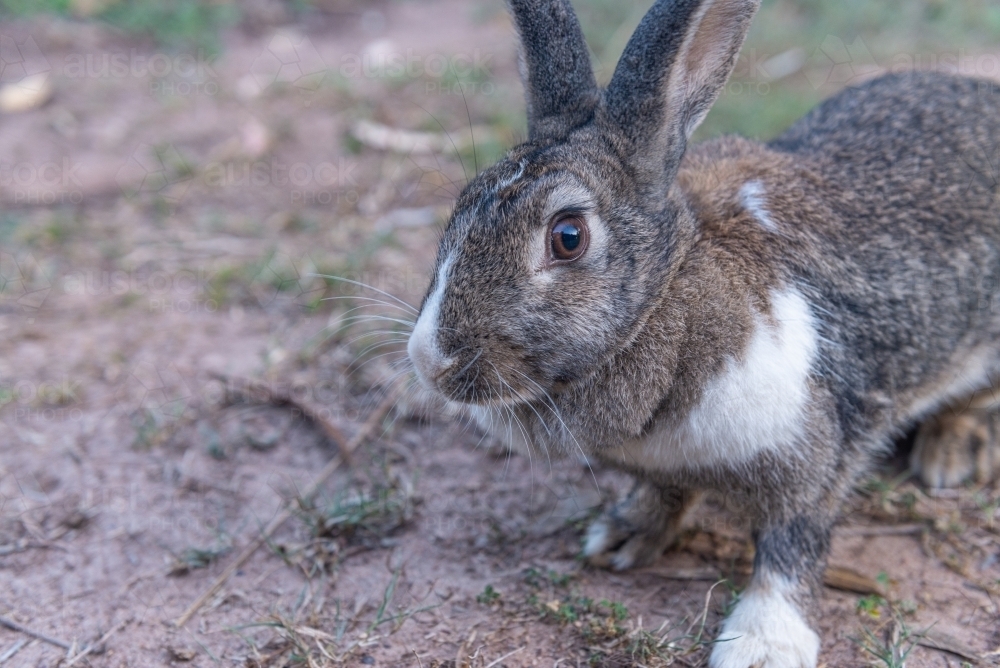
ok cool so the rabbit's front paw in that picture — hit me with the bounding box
[709,579,819,668]
[912,407,1000,488]
[583,485,698,570]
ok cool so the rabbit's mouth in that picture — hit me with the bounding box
[415,347,546,409]
[447,361,546,408]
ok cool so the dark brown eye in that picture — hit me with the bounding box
[550,215,589,262]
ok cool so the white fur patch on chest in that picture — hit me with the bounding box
[611,287,818,472]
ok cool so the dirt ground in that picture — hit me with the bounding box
[1,1,999,666]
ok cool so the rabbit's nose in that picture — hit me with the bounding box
[409,255,457,394]
[408,285,452,396]
[408,320,451,394]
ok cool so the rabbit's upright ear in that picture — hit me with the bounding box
[603,0,760,194]
[508,0,600,140]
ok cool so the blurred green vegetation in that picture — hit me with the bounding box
[0,0,238,53]
[98,1,238,52]
[3,0,1000,139]
[0,0,69,14]
[573,0,1000,140]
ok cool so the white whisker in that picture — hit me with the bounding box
[314,275,419,314]
[334,314,417,329]
[510,368,600,493]
[343,331,411,349]
[324,295,418,315]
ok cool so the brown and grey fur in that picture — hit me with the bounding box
[405,0,1000,665]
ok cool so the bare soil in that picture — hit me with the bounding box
[0,2,998,666]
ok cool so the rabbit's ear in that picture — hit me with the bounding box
[603,0,759,193]
[508,0,600,140]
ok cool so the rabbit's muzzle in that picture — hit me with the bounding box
[410,334,534,407]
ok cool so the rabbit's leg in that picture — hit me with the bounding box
[583,482,702,570]
[911,395,1000,488]
[709,518,825,668]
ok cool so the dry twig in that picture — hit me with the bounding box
[0,639,32,665]
[822,566,885,596]
[0,614,72,651]
[484,646,525,668]
[917,628,982,664]
[209,371,352,462]
[64,617,132,667]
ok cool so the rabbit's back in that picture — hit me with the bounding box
[771,71,1000,228]
[765,72,1000,435]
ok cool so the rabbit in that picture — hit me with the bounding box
[912,392,1000,487]
[405,0,1000,665]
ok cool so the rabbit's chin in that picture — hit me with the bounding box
[407,378,543,439]
[464,403,536,456]
[433,382,546,411]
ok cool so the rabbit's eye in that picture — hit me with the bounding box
[550,216,589,262]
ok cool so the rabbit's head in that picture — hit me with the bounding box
[408,0,759,407]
